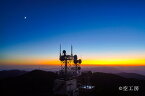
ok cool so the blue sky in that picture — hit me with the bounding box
[0,0,145,65]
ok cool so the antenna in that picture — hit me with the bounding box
[60,44,61,56]
[55,44,83,96]
[71,45,73,56]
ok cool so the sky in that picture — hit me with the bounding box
[0,0,145,67]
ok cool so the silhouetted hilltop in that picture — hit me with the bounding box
[0,70,27,78]
[19,69,57,79]
[1,70,145,96]
[82,67,122,73]
[117,72,145,80]
[1,70,57,96]
[79,72,145,96]
[82,66,145,75]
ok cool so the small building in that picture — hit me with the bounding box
[53,79,79,96]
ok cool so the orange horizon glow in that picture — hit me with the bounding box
[1,58,145,66]
[1,49,145,66]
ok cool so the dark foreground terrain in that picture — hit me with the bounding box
[1,70,145,96]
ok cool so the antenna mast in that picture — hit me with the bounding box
[54,45,82,96]
[60,44,61,56]
[71,45,73,56]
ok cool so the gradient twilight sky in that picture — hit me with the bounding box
[0,0,145,66]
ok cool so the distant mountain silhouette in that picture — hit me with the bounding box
[1,70,145,96]
[0,70,27,78]
[82,67,122,73]
[117,72,145,80]
[82,66,145,75]
[79,72,145,96]
[1,70,57,96]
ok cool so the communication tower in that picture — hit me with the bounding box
[53,45,82,96]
